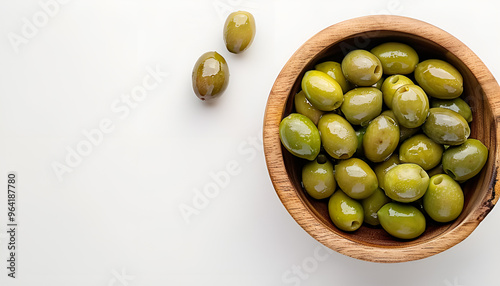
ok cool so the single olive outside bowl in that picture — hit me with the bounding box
[263,15,500,263]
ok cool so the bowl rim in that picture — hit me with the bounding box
[263,15,500,263]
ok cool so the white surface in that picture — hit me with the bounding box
[0,0,499,285]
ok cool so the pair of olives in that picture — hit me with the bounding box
[191,11,256,101]
[280,41,489,240]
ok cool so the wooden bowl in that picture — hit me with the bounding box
[263,15,500,263]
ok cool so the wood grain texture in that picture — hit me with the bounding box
[263,15,500,263]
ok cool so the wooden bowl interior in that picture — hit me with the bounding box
[281,30,498,247]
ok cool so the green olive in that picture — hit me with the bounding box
[384,163,429,203]
[427,164,445,177]
[342,50,383,86]
[374,153,400,191]
[381,75,414,109]
[315,61,351,93]
[371,76,384,90]
[422,108,470,145]
[223,11,256,54]
[399,134,444,170]
[192,51,229,101]
[318,113,358,159]
[302,70,344,111]
[399,127,420,142]
[335,158,378,200]
[377,202,426,239]
[415,59,463,99]
[430,98,473,123]
[423,174,464,222]
[294,90,324,125]
[380,110,419,142]
[361,188,391,226]
[411,198,426,216]
[340,87,383,126]
[392,84,429,128]
[328,189,364,232]
[371,42,419,75]
[279,113,321,160]
[355,127,366,157]
[302,154,336,199]
[442,139,488,181]
[363,115,400,163]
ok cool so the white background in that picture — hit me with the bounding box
[0,0,499,285]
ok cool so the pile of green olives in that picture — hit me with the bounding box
[279,42,489,240]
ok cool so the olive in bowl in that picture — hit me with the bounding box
[263,15,500,263]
